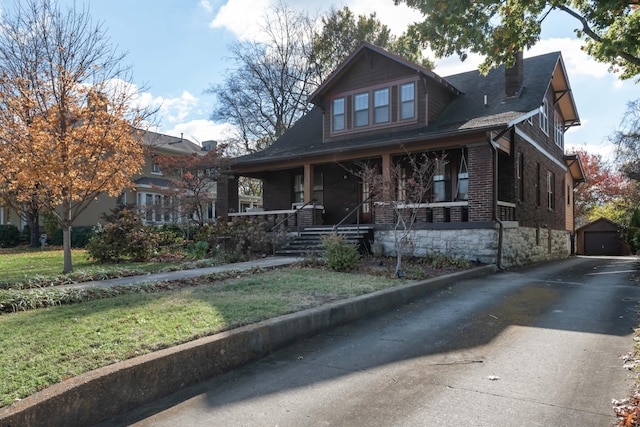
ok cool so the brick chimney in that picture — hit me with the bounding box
[505,51,524,97]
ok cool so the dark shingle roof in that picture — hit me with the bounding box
[141,130,202,155]
[438,51,561,130]
[134,176,174,188]
[234,51,571,167]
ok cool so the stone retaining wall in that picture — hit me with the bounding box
[374,223,571,267]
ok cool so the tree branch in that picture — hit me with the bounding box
[555,4,640,67]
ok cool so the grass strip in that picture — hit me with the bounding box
[0,268,399,407]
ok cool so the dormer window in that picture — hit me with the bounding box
[400,82,415,120]
[332,97,345,132]
[374,88,389,124]
[328,78,419,137]
[354,93,369,127]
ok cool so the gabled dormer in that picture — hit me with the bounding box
[308,42,461,142]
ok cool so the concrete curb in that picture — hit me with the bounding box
[0,264,497,427]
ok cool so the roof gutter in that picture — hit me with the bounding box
[488,129,508,270]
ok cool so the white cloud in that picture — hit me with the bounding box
[155,91,199,124]
[199,0,213,13]
[209,0,424,42]
[347,0,423,35]
[164,119,236,145]
[209,0,270,40]
[526,38,610,79]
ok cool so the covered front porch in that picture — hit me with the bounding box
[218,142,517,229]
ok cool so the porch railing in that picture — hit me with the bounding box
[333,195,372,234]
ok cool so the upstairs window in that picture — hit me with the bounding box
[400,82,415,120]
[554,111,564,148]
[374,88,389,124]
[539,99,549,135]
[354,93,369,127]
[151,162,161,174]
[332,97,345,132]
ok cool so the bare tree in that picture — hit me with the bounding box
[349,151,440,276]
[613,99,640,181]
[0,0,156,273]
[207,2,316,155]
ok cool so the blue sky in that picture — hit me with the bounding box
[29,1,640,162]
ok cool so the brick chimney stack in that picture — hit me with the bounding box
[505,51,524,97]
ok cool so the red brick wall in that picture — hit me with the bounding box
[514,130,566,230]
[467,144,494,221]
[263,170,296,211]
[215,175,238,220]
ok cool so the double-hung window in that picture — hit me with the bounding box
[354,93,369,127]
[433,159,451,202]
[554,111,564,148]
[293,174,304,204]
[400,82,415,120]
[332,97,345,132]
[456,153,468,201]
[547,171,555,210]
[374,88,389,124]
[539,99,549,134]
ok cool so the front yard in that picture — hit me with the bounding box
[0,247,471,408]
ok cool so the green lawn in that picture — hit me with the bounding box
[0,248,185,287]
[0,268,399,407]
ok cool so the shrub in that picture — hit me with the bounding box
[0,224,20,248]
[196,220,270,262]
[87,209,164,262]
[322,233,360,272]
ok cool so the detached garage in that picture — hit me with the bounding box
[576,218,626,256]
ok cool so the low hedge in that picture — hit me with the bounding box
[0,224,20,248]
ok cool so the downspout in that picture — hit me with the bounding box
[488,130,506,270]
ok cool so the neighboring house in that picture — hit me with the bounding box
[576,217,627,256]
[0,130,261,234]
[72,130,216,227]
[217,42,586,268]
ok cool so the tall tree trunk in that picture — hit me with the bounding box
[62,224,73,273]
[29,210,39,248]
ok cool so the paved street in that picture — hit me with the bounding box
[111,256,640,426]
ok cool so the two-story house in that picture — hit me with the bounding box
[216,42,585,267]
[0,130,263,236]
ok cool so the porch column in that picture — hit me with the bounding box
[215,174,239,221]
[304,163,314,203]
[381,153,392,199]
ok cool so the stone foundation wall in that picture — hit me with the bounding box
[374,224,571,267]
[501,225,570,268]
[374,228,498,265]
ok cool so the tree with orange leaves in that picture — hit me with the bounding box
[0,0,155,273]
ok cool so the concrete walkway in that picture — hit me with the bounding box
[58,256,303,290]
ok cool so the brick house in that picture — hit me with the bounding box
[217,42,585,267]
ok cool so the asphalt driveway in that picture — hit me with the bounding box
[111,256,640,426]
